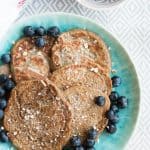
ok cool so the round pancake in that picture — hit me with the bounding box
[51,29,111,73]
[11,36,55,82]
[64,85,110,139]
[4,80,72,150]
[50,61,112,95]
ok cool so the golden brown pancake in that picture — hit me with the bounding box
[11,36,55,82]
[64,85,110,140]
[4,80,72,150]
[51,29,111,73]
[50,61,112,95]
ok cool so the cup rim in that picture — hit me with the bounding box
[76,0,126,9]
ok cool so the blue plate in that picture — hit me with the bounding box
[0,13,140,150]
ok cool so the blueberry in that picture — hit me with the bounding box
[0,98,7,109]
[70,136,81,147]
[110,105,119,113]
[117,96,128,108]
[85,139,95,147]
[106,123,117,134]
[0,74,8,83]
[110,114,119,124]
[111,76,121,87]
[106,110,115,120]
[0,87,5,97]
[23,26,35,37]
[0,127,3,132]
[35,37,45,47]
[86,147,95,150]
[88,128,98,139]
[47,26,60,37]
[4,79,15,91]
[0,131,9,142]
[0,109,4,119]
[62,146,72,150]
[109,91,119,103]
[95,96,105,106]
[35,26,45,36]
[1,54,11,64]
[75,146,84,150]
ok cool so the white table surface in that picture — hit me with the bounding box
[0,0,26,40]
[18,0,149,149]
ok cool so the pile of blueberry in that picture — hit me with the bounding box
[106,76,128,134]
[23,25,60,47]
[1,54,11,64]
[0,74,15,143]
[0,51,15,142]
[63,128,97,150]
[0,25,60,64]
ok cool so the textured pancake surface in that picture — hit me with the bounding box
[50,61,112,95]
[51,29,111,73]
[64,85,110,139]
[11,36,55,82]
[4,80,72,150]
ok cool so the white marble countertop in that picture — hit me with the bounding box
[18,0,148,149]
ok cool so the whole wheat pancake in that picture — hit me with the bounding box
[4,80,72,150]
[51,29,111,73]
[50,61,112,95]
[11,36,55,82]
[64,85,110,139]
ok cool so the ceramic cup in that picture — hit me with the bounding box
[77,0,126,9]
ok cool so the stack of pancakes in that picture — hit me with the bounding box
[4,29,112,150]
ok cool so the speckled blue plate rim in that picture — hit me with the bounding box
[0,12,140,150]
